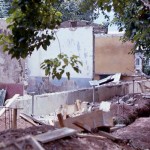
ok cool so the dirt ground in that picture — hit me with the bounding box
[0,93,149,150]
[0,125,132,150]
[113,117,150,150]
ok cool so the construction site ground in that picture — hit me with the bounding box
[0,93,150,150]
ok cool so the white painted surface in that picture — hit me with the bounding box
[99,101,111,112]
[27,27,93,78]
[135,53,143,71]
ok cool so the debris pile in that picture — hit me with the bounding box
[0,74,150,149]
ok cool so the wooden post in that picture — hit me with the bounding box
[57,113,64,127]
[12,108,17,129]
[76,99,81,111]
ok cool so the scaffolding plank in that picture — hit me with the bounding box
[35,127,77,143]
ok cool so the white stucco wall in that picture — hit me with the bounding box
[27,27,94,79]
[135,53,143,71]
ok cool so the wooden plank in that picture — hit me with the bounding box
[20,113,39,126]
[98,131,120,142]
[89,73,121,86]
[0,135,44,150]
[55,110,104,132]
[26,136,45,150]
[76,133,106,140]
[31,116,48,125]
[0,94,19,116]
[89,80,99,86]
[35,127,77,143]
[112,73,121,83]
[20,113,47,126]
[73,121,92,132]
[76,99,81,111]
[110,125,126,132]
[138,82,145,93]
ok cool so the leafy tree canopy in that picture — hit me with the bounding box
[56,0,98,22]
[82,0,150,57]
[113,0,150,58]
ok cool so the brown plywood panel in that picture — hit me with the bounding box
[95,36,135,75]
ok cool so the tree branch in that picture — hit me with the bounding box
[141,0,150,9]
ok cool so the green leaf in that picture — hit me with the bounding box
[63,58,68,65]
[42,43,47,50]
[73,66,79,73]
[66,72,70,80]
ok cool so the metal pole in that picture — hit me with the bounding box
[92,85,95,104]
[32,93,35,116]
[133,79,135,99]
[28,92,35,116]
[5,107,6,129]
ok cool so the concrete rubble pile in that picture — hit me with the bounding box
[0,74,150,149]
[32,99,112,127]
[0,91,149,150]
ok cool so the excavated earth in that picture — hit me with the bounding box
[0,125,133,150]
[113,117,150,150]
[0,93,149,150]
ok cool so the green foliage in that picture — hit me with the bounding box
[56,0,98,22]
[40,53,83,80]
[0,0,62,59]
[112,0,150,57]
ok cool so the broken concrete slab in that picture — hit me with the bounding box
[55,110,103,131]
[55,110,113,131]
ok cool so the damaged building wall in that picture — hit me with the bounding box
[0,19,25,84]
[95,34,135,78]
[26,27,94,94]
[0,48,25,83]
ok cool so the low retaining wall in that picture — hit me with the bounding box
[11,79,150,116]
